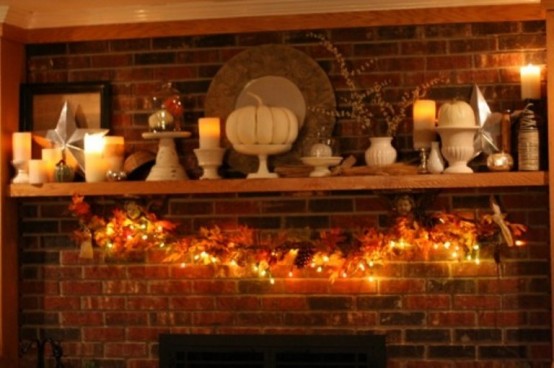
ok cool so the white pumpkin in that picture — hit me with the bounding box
[437,100,476,127]
[226,93,298,146]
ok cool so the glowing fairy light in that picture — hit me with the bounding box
[475,258,481,265]
[323,256,330,263]
[317,266,323,273]
[288,271,293,277]
[230,260,237,267]
[310,262,316,268]
[126,234,133,240]
[156,225,163,232]
[180,262,186,268]
[140,223,147,230]
[106,242,113,249]
[269,277,275,285]
[433,243,439,250]
[200,251,207,258]
[342,272,348,278]
[451,251,458,258]
[369,260,374,267]
[389,240,396,248]
[260,269,267,277]
[444,241,451,249]
[367,275,375,282]
[211,257,217,263]
[515,240,525,246]
[159,242,165,248]
[252,264,259,272]
[141,235,148,240]
[359,263,365,271]
[194,254,200,261]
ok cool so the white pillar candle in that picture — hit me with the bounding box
[198,117,221,149]
[413,99,436,149]
[520,64,541,100]
[28,159,47,184]
[41,147,63,182]
[103,136,125,172]
[84,133,107,182]
[12,132,32,163]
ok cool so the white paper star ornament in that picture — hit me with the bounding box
[34,101,108,173]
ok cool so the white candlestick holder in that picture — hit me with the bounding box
[194,148,225,180]
[12,159,30,183]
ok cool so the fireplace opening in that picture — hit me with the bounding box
[159,334,386,368]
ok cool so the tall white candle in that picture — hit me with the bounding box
[103,136,125,172]
[198,117,221,149]
[84,133,107,182]
[41,147,63,182]
[12,132,32,163]
[520,64,541,100]
[413,99,436,149]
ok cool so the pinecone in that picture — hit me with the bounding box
[294,243,315,269]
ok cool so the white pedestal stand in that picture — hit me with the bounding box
[11,159,29,183]
[194,148,225,180]
[142,131,191,181]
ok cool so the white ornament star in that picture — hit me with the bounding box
[33,101,108,173]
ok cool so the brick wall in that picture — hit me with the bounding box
[19,20,551,367]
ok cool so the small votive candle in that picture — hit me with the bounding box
[103,136,125,172]
[28,159,47,184]
[84,133,107,182]
[41,147,63,182]
[413,99,436,149]
[12,132,32,163]
[520,64,541,100]
[198,117,221,149]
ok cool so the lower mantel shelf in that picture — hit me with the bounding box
[8,171,548,198]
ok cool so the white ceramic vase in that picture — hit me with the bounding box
[427,141,445,174]
[436,126,479,173]
[365,137,397,167]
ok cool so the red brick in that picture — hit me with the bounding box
[192,280,238,294]
[380,279,426,294]
[478,311,526,326]
[170,296,214,310]
[82,296,126,310]
[217,296,260,310]
[428,312,476,327]
[105,312,148,326]
[453,295,502,310]
[103,280,148,294]
[83,327,125,341]
[127,296,169,310]
[404,295,450,310]
[127,327,170,341]
[261,297,308,310]
[61,311,103,325]
[192,311,235,325]
[83,266,126,279]
[105,342,147,358]
[43,296,81,310]
[60,281,102,295]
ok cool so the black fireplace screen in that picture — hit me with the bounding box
[159,334,386,368]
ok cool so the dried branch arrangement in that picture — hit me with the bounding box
[309,33,446,137]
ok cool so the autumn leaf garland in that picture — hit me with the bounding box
[68,195,526,282]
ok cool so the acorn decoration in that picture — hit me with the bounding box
[54,159,75,182]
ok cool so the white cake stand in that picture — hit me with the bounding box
[301,156,343,177]
[233,144,291,178]
[142,131,191,181]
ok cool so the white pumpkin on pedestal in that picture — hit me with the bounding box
[436,100,479,174]
[226,93,299,178]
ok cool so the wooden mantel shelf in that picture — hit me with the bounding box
[8,171,548,198]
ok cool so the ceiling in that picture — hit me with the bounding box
[0,0,541,29]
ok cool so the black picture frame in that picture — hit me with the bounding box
[19,81,111,132]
